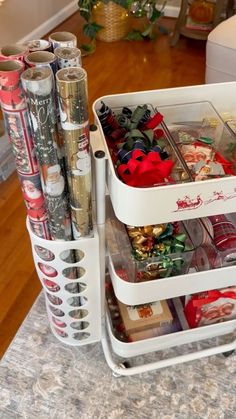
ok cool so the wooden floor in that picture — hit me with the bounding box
[0,12,206,358]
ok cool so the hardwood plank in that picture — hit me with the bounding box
[0,12,206,357]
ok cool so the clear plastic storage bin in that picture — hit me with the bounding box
[156,101,236,182]
[106,197,217,284]
[96,102,191,188]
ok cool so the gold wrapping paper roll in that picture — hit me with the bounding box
[56,67,93,238]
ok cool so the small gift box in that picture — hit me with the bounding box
[105,275,183,343]
[156,101,236,182]
[96,102,191,188]
[184,286,236,328]
[117,298,173,334]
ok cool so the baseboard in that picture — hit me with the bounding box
[164,5,180,18]
[18,0,78,44]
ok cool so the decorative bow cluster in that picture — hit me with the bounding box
[137,256,184,282]
[98,102,175,187]
[126,221,188,261]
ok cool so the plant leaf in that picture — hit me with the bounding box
[149,8,161,22]
[83,22,103,39]
[79,42,96,55]
[125,30,144,41]
[141,24,153,37]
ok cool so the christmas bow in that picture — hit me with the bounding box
[117,149,174,187]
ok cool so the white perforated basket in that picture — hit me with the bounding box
[27,218,101,346]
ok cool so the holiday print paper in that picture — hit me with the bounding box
[56,67,92,237]
[21,66,72,241]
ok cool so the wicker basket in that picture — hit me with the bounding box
[92,1,129,42]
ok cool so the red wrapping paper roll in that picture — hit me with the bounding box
[0,44,28,63]
[0,59,50,238]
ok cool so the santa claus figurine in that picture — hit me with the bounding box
[45,164,65,197]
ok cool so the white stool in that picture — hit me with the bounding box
[205,15,236,83]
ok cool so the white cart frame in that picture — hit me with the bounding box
[91,82,236,376]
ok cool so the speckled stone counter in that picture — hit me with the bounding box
[0,293,236,419]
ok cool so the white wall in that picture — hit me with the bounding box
[0,0,181,46]
[0,0,78,45]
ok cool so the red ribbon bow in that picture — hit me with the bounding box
[117,149,174,187]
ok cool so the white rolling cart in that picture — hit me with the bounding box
[91,82,236,377]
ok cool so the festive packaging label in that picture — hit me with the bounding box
[184,287,236,328]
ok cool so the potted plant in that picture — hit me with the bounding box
[128,0,167,40]
[78,0,167,53]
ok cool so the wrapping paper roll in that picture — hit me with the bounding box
[25,51,58,75]
[200,217,214,244]
[185,217,213,247]
[56,67,92,238]
[0,44,28,62]
[56,67,88,125]
[0,60,26,110]
[25,51,67,181]
[23,39,52,53]
[21,66,72,241]
[54,47,82,69]
[0,60,50,239]
[194,245,222,271]
[48,32,77,51]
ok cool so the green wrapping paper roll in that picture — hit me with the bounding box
[56,67,93,238]
[21,66,72,241]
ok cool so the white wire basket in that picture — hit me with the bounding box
[26,218,101,346]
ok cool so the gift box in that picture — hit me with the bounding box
[105,275,183,343]
[117,299,173,334]
[156,101,236,182]
[184,286,236,328]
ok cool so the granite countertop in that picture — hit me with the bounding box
[0,292,236,419]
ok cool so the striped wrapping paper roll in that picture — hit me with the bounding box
[209,214,236,251]
[56,67,93,238]
[0,59,50,239]
[21,66,72,241]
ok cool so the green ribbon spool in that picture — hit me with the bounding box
[117,114,131,129]
[130,105,148,129]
